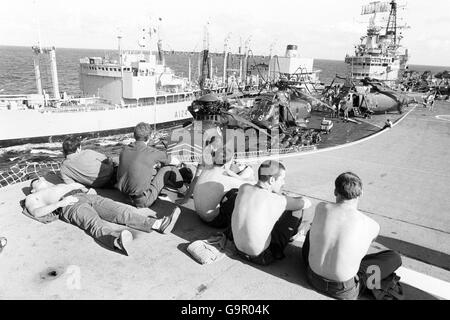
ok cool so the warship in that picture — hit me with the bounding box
[344,0,409,85]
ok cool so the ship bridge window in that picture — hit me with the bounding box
[167,95,174,103]
[133,68,138,76]
[156,96,166,104]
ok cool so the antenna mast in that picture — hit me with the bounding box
[199,22,210,89]
[386,0,398,45]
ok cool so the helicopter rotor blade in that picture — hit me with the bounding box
[222,111,270,136]
[291,87,334,111]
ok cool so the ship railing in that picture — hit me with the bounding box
[234,146,316,159]
[39,92,197,113]
[43,104,119,113]
[170,146,317,165]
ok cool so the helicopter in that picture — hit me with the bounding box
[186,80,335,133]
[326,76,417,116]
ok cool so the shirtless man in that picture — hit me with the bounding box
[25,177,180,255]
[231,160,311,266]
[302,172,402,300]
[177,146,254,228]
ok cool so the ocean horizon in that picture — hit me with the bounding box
[1,45,449,96]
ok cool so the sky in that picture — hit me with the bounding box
[1,0,449,66]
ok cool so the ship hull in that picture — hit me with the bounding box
[0,101,193,148]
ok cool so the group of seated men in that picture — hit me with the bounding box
[24,122,402,300]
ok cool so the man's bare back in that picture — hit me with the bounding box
[25,179,88,218]
[193,167,251,222]
[308,202,380,282]
[232,184,288,256]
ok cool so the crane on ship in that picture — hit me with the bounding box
[199,22,211,90]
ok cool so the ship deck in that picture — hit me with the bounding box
[0,99,449,300]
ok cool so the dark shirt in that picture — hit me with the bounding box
[116,141,171,196]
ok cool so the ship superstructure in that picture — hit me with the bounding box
[0,21,196,147]
[269,45,322,92]
[79,21,196,113]
[345,0,409,84]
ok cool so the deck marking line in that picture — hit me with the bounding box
[293,236,450,299]
[396,266,450,300]
[237,105,417,164]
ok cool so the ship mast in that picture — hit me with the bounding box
[199,22,210,90]
[156,17,164,65]
[223,33,231,86]
[31,0,60,101]
[385,0,398,46]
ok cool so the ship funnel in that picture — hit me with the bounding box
[285,45,298,58]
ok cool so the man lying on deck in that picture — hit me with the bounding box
[24,177,180,255]
[231,160,312,266]
[302,172,403,300]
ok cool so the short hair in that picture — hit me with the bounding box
[134,122,152,141]
[62,136,81,156]
[258,160,285,182]
[30,177,40,188]
[335,172,363,200]
[213,146,234,166]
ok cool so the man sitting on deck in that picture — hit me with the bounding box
[60,136,116,188]
[231,160,312,266]
[116,122,187,208]
[24,177,180,255]
[302,172,403,300]
[177,145,254,229]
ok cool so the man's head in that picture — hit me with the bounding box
[213,145,234,167]
[30,177,54,193]
[258,160,286,193]
[62,136,81,157]
[334,172,363,202]
[134,122,152,142]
